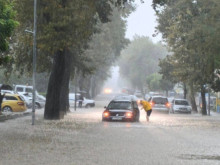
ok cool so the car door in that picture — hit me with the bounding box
[3,96,18,111]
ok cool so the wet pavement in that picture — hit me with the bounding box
[0,95,220,165]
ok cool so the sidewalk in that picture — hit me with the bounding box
[0,109,32,122]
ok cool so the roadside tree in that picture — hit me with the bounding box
[155,0,220,114]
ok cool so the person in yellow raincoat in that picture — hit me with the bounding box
[140,100,152,122]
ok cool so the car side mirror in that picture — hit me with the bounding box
[104,106,107,109]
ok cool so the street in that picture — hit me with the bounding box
[0,94,220,165]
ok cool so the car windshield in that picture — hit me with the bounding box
[108,101,131,110]
[153,97,168,104]
[175,100,189,106]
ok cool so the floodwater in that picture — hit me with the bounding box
[0,94,220,165]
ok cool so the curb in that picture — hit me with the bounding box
[0,111,31,122]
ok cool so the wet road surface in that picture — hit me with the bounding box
[0,94,220,165]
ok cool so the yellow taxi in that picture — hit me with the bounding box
[1,94,27,112]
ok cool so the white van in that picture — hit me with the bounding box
[14,85,34,94]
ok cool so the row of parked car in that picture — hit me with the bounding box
[1,85,46,113]
[102,94,192,122]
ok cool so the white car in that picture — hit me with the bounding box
[19,93,46,109]
[171,99,192,114]
[69,93,95,108]
[1,90,14,94]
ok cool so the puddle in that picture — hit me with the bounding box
[178,154,220,161]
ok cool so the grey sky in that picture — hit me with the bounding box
[125,0,161,42]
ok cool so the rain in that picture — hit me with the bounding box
[0,0,220,165]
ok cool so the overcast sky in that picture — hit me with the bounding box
[125,0,162,43]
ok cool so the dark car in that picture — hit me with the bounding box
[148,96,170,113]
[102,99,140,122]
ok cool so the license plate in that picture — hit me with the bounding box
[112,117,122,120]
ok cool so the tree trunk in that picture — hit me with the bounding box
[189,82,197,112]
[44,49,71,120]
[59,49,71,114]
[201,85,207,115]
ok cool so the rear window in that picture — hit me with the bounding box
[108,101,131,110]
[25,88,33,93]
[16,87,23,92]
[152,97,168,104]
[175,100,189,105]
[5,96,18,101]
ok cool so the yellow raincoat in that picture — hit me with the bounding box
[141,100,152,111]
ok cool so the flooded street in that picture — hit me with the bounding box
[0,94,220,165]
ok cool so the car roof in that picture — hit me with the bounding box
[113,94,138,101]
[174,99,188,101]
[4,93,20,97]
[151,96,167,98]
[111,99,133,102]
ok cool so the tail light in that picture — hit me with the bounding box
[17,102,24,106]
[126,112,133,118]
[150,101,155,107]
[166,102,171,108]
[103,111,110,117]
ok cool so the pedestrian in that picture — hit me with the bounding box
[78,95,84,108]
[0,88,5,115]
[140,100,152,122]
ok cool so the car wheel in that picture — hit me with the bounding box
[85,104,91,108]
[2,106,12,112]
[35,103,41,109]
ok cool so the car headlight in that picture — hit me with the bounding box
[125,112,133,118]
[103,111,110,117]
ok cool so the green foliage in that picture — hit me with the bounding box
[0,0,18,52]
[146,73,162,91]
[156,0,220,92]
[146,73,173,92]
[14,0,114,75]
[75,7,130,97]
[118,36,167,92]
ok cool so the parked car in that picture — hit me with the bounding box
[102,98,140,122]
[171,99,192,114]
[19,93,46,109]
[148,96,170,113]
[1,94,27,112]
[14,85,46,109]
[69,93,95,108]
[1,90,14,94]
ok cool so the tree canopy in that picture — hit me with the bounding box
[0,0,18,64]
[155,0,220,114]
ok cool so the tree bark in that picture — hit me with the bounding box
[189,82,197,112]
[44,49,71,120]
[201,85,207,115]
[59,49,71,114]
